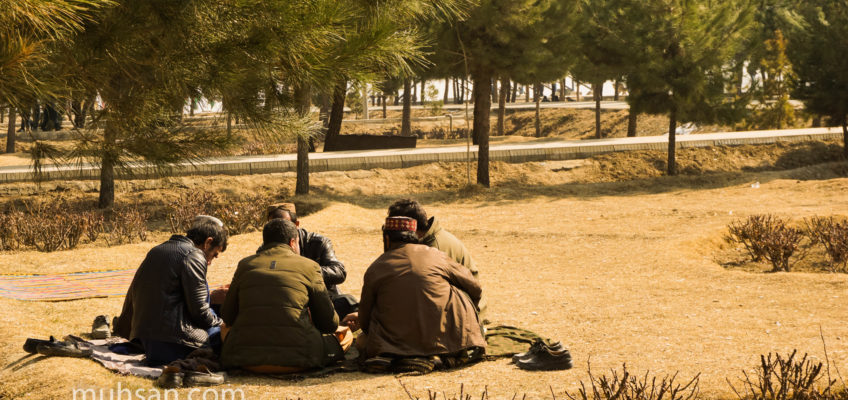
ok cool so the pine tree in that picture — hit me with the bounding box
[790,0,848,157]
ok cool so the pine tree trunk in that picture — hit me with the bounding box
[560,79,566,100]
[444,78,450,104]
[325,81,346,152]
[98,121,118,208]
[295,84,311,195]
[510,81,517,103]
[551,82,557,100]
[420,80,426,105]
[575,80,582,102]
[6,108,16,153]
[362,84,369,120]
[535,83,542,137]
[473,71,492,187]
[382,94,387,119]
[668,108,678,176]
[497,77,508,136]
[594,81,602,139]
[627,109,638,137]
[401,79,412,136]
[843,119,848,159]
[525,85,530,103]
[614,80,621,101]
[491,78,498,103]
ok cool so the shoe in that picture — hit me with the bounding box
[184,366,226,387]
[24,336,56,354]
[156,367,184,389]
[36,339,93,358]
[91,315,111,339]
[512,340,564,364]
[362,355,393,374]
[516,347,573,371]
[394,357,434,374]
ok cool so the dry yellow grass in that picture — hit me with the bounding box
[1,143,848,399]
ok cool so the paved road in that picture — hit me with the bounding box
[0,127,840,183]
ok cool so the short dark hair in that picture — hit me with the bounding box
[267,206,298,223]
[384,229,420,245]
[263,218,299,246]
[186,216,228,251]
[388,199,428,232]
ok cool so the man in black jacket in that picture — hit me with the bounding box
[267,204,357,319]
[114,216,228,366]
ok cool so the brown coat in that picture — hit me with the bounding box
[359,244,486,358]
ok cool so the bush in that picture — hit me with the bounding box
[0,211,23,251]
[805,217,848,272]
[728,350,846,400]
[217,194,270,235]
[564,363,700,400]
[168,192,219,233]
[725,215,804,272]
[105,205,149,246]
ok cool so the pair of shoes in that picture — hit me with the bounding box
[515,343,572,371]
[35,337,93,358]
[512,340,564,364]
[91,315,111,339]
[156,366,227,388]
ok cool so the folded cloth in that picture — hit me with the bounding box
[80,337,162,379]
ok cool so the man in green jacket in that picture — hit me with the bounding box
[220,218,350,373]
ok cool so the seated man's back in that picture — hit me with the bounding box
[221,219,341,370]
[358,217,486,359]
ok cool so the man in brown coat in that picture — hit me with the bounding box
[343,217,485,370]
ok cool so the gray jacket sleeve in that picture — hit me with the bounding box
[180,253,222,329]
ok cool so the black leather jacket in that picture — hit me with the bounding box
[298,228,346,296]
[115,235,222,348]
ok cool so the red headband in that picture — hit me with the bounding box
[384,217,417,232]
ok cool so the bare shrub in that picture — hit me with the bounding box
[564,363,699,400]
[805,217,848,272]
[727,350,845,400]
[725,215,804,272]
[14,198,89,252]
[217,194,271,235]
[81,211,105,243]
[105,205,149,245]
[168,192,219,233]
[0,211,24,251]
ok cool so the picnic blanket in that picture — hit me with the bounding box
[76,324,552,379]
[0,269,136,301]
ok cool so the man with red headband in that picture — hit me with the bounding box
[342,217,485,373]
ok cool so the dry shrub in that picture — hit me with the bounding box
[727,350,847,400]
[804,217,848,272]
[13,199,92,252]
[564,363,700,400]
[725,215,804,272]
[168,191,272,235]
[0,211,24,251]
[168,192,218,233]
[105,205,149,246]
[217,193,271,235]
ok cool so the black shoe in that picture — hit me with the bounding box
[512,340,564,364]
[91,315,111,339]
[184,366,226,387]
[156,367,184,389]
[362,355,393,374]
[36,339,93,358]
[394,357,434,374]
[24,336,56,354]
[516,347,573,371]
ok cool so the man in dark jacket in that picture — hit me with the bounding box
[267,204,357,318]
[114,216,228,366]
[220,218,350,373]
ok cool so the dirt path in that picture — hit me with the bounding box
[0,145,847,399]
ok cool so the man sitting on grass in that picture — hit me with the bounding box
[114,215,228,366]
[220,218,351,373]
[342,217,485,373]
[387,199,485,313]
[266,203,357,319]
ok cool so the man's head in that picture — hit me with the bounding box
[186,215,228,265]
[266,203,299,227]
[382,216,420,251]
[263,218,300,254]
[387,199,428,237]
